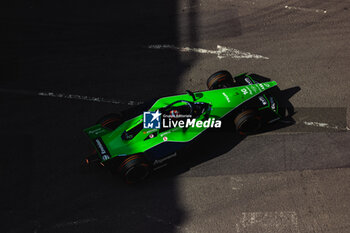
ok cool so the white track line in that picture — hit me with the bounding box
[54,218,97,228]
[38,91,143,105]
[0,88,143,106]
[303,121,349,130]
[285,5,327,14]
[236,211,299,233]
[147,44,269,60]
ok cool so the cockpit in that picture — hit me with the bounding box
[160,100,210,119]
[121,100,211,141]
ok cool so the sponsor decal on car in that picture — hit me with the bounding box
[246,86,253,95]
[244,77,253,85]
[241,88,248,95]
[102,155,110,161]
[222,92,231,103]
[88,128,105,134]
[269,97,276,110]
[250,85,258,93]
[259,83,265,90]
[258,96,268,105]
[96,139,106,154]
[153,153,177,166]
[94,138,111,161]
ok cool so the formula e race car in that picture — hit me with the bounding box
[83,71,284,183]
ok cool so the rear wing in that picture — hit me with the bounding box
[84,124,111,140]
[84,125,112,161]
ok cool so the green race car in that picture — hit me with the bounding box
[83,71,283,183]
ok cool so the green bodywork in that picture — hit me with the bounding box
[84,81,277,161]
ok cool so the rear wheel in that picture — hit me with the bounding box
[118,154,151,183]
[97,113,123,130]
[234,110,261,135]
[207,70,235,90]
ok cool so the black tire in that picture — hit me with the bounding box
[118,154,150,183]
[207,70,235,90]
[234,110,261,134]
[97,113,123,130]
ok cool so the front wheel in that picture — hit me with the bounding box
[118,154,151,183]
[207,70,235,90]
[234,110,261,135]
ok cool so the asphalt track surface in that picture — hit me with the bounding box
[1,0,350,232]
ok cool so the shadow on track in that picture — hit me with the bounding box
[0,1,198,233]
[1,0,246,232]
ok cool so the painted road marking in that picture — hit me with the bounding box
[303,121,349,131]
[38,92,143,105]
[147,44,269,60]
[285,5,327,14]
[230,177,243,190]
[54,218,97,228]
[0,88,143,106]
[236,211,299,233]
